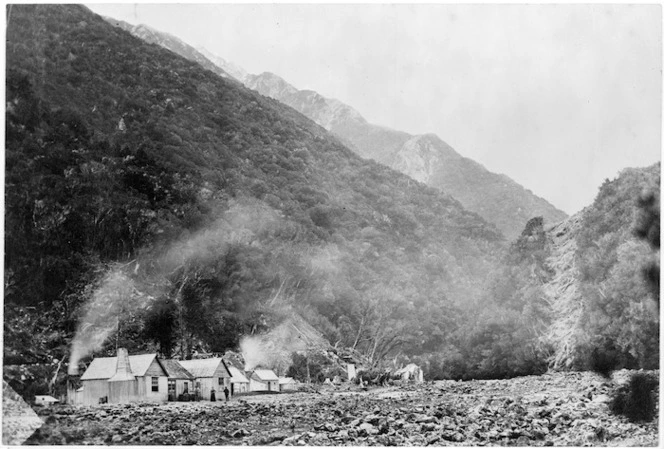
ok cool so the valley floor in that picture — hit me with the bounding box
[22,370,658,446]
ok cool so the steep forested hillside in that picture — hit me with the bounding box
[544,164,660,371]
[5,4,505,395]
[98,19,567,239]
[242,72,568,239]
[414,164,660,380]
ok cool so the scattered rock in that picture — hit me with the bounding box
[19,370,659,446]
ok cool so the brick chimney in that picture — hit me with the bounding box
[109,348,135,382]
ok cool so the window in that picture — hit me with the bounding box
[219,377,223,386]
[151,377,159,392]
[183,382,189,393]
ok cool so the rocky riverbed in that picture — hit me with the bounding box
[24,370,658,446]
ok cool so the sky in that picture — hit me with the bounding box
[86,3,662,215]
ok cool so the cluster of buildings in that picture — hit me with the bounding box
[68,348,299,406]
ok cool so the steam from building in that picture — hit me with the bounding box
[67,199,334,373]
[239,310,332,372]
[68,270,139,374]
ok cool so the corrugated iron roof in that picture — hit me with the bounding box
[178,358,231,378]
[80,354,159,381]
[228,366,249,383]
[161,360,194,379]
[252,369,279,381]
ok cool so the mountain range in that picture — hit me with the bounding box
[245,73,569,240]
[103,19,568,239]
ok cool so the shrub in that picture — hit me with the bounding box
[609,372,658,422]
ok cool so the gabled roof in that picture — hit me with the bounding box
[109,349,135,382]
[278,377,296,385]
[80,354,162,381]
[178,358,231,378]
[161,359,194,379]
[252,369,279,381]
[228,366,249,383]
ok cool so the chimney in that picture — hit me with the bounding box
[109,348,135,382]
[68,363,80,376]
[67,364,81,405]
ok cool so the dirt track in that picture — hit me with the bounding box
[24,370,658,446]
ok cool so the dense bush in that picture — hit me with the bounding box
[609,372,659,422]
[5,5,507,375]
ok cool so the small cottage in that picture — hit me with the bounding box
[228,366,249,395]
[161,359,195,400]
[178,358,232,401]
[34,395,59,407]
[248,369,279,392]
[278,377,298,391]
[78,349,169,405]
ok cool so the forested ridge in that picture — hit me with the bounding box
[4,4,659,401]
[421,164,660,381]
[5,4,503,395]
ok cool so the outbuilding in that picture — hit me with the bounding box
[178,358,232,401]
[78,349,169,405]
[34,395,59,407]
[248,369,279,392]
[278,377,298,391]
[228,366,249,395]
[160,359,195,401]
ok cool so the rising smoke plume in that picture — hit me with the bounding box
[68,198,345,374]
[68,200,293,371]
[68,270,141,374]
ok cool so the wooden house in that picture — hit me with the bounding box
[248,369,279,392]
[278,377,298,391]
[178,358,232,401]
[160,359,194,400]
[228,366,249,394]
[78,349,168,405]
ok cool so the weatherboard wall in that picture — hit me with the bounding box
[136,376,169,402]
[172,379,192,397]
[79,379,110,406]
[108,379,139,404]
[249,378,278,392]
[195,376,231,400]
[231,380,249,394]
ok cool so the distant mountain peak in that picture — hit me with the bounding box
[103,16,235,81]
[242,73,567,239]
[245,72,299,98]
[245,73,367,130]
[196,46,248,83]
